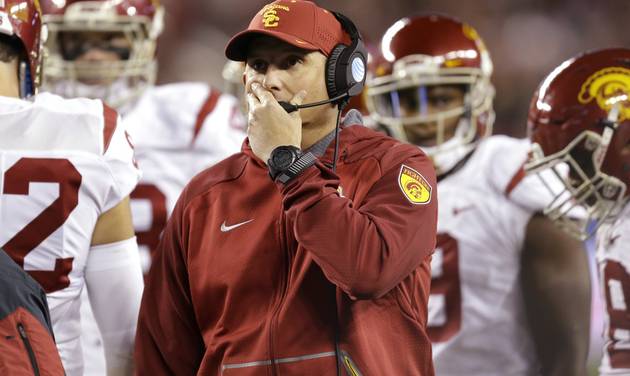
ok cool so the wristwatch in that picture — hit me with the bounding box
[268,145,317,184]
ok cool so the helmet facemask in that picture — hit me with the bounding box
[366,54,494,174]
[42,2,163,110]
[525,113,628,240]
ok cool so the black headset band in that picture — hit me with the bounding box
[330,11,362,47]
[324,10,367,101]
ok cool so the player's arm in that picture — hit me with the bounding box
[521,214,590,376]
[86,196,144,376]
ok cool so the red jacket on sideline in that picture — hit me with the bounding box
[135,122,438,375]
[0,249,65,375]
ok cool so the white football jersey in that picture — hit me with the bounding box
[124,82,245,272]
[429,135,549,375]
[0,93,140,375]
[597,203,630,376]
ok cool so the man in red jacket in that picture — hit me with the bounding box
[134,1,438,374]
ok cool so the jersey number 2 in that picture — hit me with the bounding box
[428,233,462,343]
[2,158,81,293]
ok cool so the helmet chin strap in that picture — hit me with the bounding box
[387,119,409,143]
[594,103,620,170]
[19,61,33,99]
[386,109,476,175]
[423,116,475,175]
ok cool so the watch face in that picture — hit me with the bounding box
[272,148,296,170]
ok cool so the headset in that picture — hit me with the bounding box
[326,11,367,101]
[279,11,367,176]
[279,11,367,112]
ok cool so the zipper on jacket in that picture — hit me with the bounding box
[269,209,292,376]
[17,323,41,376]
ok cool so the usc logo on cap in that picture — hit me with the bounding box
[261,4,289,28]
[579,67,630,121]
[262,9,280,27]
[398,165,432,205]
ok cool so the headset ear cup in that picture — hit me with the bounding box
[326,44,346,99]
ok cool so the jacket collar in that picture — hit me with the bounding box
[242,110,367,168]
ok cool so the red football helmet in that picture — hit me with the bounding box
[525,48,630,239]
[0,0,43,97]
[366,14,494,174]
[40,0,163,108]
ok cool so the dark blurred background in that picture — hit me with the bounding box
[155,0,630,138]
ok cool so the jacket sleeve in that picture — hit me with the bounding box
[134,189,205,374]
[280,149,438,299]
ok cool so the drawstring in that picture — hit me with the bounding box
[334,291,342,376]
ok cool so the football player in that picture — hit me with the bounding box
[524,48,630,376]
[40,0,246,274]
[38,1,246,373]
[366,14,591,375]
[0,1,143,375]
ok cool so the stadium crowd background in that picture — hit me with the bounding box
[153,0,630,373]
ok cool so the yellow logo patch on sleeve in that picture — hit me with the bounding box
[398,165,432,205]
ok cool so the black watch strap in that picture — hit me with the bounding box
[275,151,317,184]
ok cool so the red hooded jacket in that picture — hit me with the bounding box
[135,122,438,375]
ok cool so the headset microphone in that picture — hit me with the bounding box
[278,92,350,113]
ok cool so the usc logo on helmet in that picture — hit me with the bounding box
[9,1,29,22]
[462,23,487,52]
[578,66,630,121]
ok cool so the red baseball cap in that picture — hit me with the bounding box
[225,0,350,61]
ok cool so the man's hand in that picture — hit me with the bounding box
[247,82,307,163]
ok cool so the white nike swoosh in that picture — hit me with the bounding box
[220,219,254,232]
